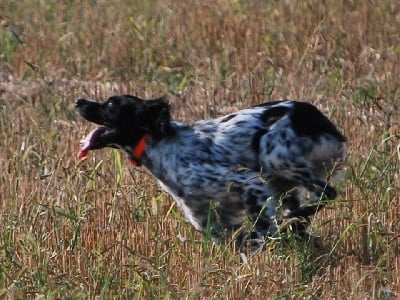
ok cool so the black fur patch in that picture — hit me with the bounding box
[260,106,290,127]
[290,102,346,142]
[251,129,268,153]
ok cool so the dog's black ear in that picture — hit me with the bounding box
[150,97,173,137]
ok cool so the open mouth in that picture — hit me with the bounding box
[77,126,117,159]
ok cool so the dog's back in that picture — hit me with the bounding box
[182,101,345,192]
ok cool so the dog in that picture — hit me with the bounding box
[75,95,346,250]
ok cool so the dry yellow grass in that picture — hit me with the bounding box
[1,0,399,298]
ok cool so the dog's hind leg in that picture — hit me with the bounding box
[258,129,343,202]
[268,160,338,201]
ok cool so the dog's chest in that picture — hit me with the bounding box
[156,180,204,231]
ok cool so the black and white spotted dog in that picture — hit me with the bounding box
[75,95,346,249]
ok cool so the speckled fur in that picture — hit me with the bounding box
[76,95,346,249]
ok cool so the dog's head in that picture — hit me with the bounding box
[75,95,171,162]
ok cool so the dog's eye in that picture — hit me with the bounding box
[106,101,118,112]
[106,97,120,108]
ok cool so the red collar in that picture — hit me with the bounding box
[129,133,150,166]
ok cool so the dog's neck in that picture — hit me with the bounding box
[129,133,151,166]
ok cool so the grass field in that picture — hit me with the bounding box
[1,0,399,298]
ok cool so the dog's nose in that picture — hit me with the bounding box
[75,98,88,107]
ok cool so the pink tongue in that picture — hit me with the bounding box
[77,128,97,159]
[77,149,89,159]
